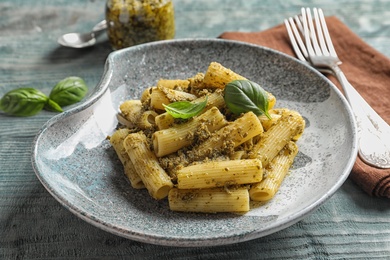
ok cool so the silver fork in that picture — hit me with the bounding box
[285,7,390,169]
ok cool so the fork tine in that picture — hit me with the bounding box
[291,16,309,59]
[284,19,304,61]
[284,18,308,61]
[293,15,304,35]
[312,8,329,56]
[303,7,322,56]
[317,8,338,57]
[301,8,315,58]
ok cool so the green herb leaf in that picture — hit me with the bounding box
[49,76,88,107]
[224,80,271,119]
[163,96,208,119]
[44,99,63,112]
[0,88,48,117]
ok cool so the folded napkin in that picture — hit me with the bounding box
[219,16,390,198]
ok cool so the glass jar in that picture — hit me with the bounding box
[105,0,175,50]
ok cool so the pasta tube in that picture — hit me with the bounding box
[140,87,153,104]
[250,141,298,201]
[109,128,145,189]
[176,159,263,189]
[123,132,173,200]
[153,107,227,157]
[150,87,197,110]
[202,62,246,88]
[150,88,169,110]
[154,112,175,130]
[138,110,158,130]
[119,100,143,128]
[258,112,281,131]
[250,109,304,167]
[267,92,276,110]
[190,111,263,160]
[168,187,250,213]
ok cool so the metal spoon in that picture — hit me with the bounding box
[57,20,107,48]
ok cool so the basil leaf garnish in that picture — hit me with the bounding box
[224,80,271,119]
[49,76,88,107]
[0,88,48,117]
[163,96,208,119]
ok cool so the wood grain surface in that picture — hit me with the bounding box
[1,0,389,259]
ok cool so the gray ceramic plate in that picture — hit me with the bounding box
[32,39,357,247]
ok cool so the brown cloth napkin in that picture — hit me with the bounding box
[219,16,390,198]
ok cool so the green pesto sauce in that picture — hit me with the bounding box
[106,0,175,49]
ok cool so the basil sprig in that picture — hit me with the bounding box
[224,80,271,119]
[163,96,208,119]
[0,76,88,117]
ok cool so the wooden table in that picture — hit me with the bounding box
[1,0,389,258]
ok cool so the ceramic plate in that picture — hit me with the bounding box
[32,39,357,247]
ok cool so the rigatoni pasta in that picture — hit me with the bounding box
[150,86,197,110]
[187,111,264,161]
[109,128,145,189]
[109,61,305,213]
[123,132,173,200]
[176,159,263,189]
[168,187,250,213]
[118,100,143,128]
[202,61,246,89]
[249,109,305,167]
[152,106,228,157]
[249,141,298,201]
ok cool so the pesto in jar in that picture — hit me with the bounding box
[106,0,175,50]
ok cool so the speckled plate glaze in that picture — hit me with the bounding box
[32,39,357,247]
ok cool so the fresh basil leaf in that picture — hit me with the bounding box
[163,96,208,119]
[224,80,271,119]
[0,87,48,117]
[44,99,63,112]
[49,76,88,107]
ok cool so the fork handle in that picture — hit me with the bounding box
[332,67,390,168]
